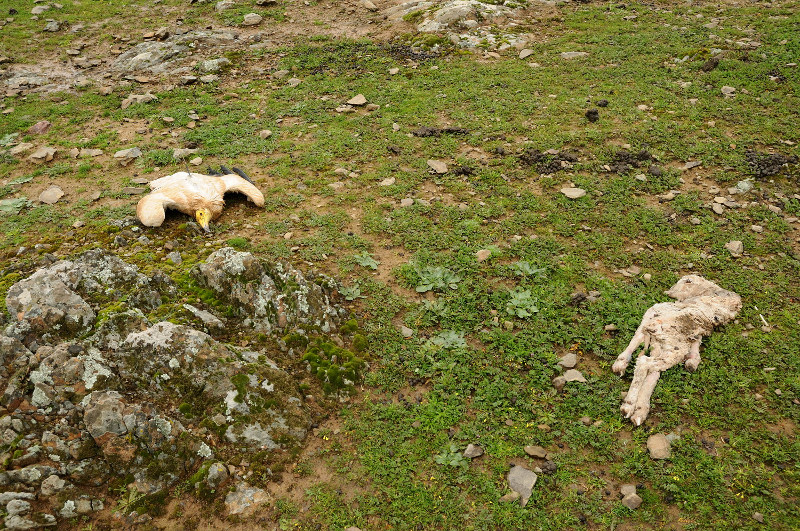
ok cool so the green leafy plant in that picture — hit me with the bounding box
[415,266,461,293]
[353,251,380,270]
[505,289,539,318]
[0,197,31,215]
[511,261,547,278]
[428,330,467,349]
[339,285,364,301]
[434,444,469,471]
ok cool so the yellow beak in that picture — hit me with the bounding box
[195,209,212,232]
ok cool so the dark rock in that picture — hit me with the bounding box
[585,109,599,122]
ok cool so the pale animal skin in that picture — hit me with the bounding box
[136,171,265,230]
[612,275,741,426]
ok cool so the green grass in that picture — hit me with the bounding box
[0,0,799,529]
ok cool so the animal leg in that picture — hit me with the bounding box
[629,370,661,426]
[684,338,702,372]
[613,327,647,375]
[620,354,651,418]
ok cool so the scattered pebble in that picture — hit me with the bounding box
[463,444,484,459]
[647,433,671,459]
[507,465,537,507]
[476,249,491,262]
[560,187,586,199]
[427,159,448,174]
[725,240,744,257]
[524,445,547,459]
[39,185,64,204]
[347,94,367,106]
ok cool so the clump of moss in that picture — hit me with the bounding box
[230,373,250,403]
[178,403,193,418]
[352,333,368,353]
[282,331,309,349]
[301,339,365,395]
[340,318,359,334]
[226,237,250,250]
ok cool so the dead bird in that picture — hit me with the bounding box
[136,166,264,232]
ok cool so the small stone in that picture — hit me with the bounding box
[347,94,367,106]
[561,51,588,59]
[258,129,273,139]
[200,74,219,83]
[499,491,521,503]
[10,143,34,155]
[43,21,60,32]
[190,157,203,166]
[29,146,57,163]
[552,376,566,390]
[622,493,643,509]
[167,251,182,265]
[463,444,484,459]
[215,0,235,11]
[379,177,395,186]
[173,148,197,160]
[427,159,448,174]
[39,185,64,204]
[752,512,764,523]
[507,465,537,507]
[682,160,702,170]
[560,187,586,199]
[362,0,378,10]
[725,240,743,257]
[242,13,263,25]
[563,369,587,383]
[620,484,636,497]
[80,148,103,157]
[476,249,491,262]
[580,416,592,426]
[557,353,576,368]
[647,433,671,459]
[113,147,142,166]
[690,217,701,225]
[750,224,763,233]
[400,198,414,207]
[519,49,534,60]
[524,445,547,459]
[721,85,736,96]
[287,78,302,87]
[389,68,400,75]
[6,499,31,516]
[400,326,414,338]
[206,462,229,488]
[224,483,269,515]
[712,203,725,215]
[27,120,52,134]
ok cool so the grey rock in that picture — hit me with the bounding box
[43,21,60,32]
[524,445,547,459]
[166,251,182,265]
[725,240,743,257]
[620,484,636,497]
[563,369,587,383]
[39,185,64,204]
[507,465,537,507]
[206,462,228,488]
[120,92,157,109]
[400,326,414,338]
[29,146,57,163]
[427,159,448,174]
[6,499,31,516]
[561,51,588,59]
[647,433,671,459]
[40,475,66,497]
[193,247,345,334]
[215,0,235,11]
[463,444,483,459]
[113,147,141,166]
[4,515,37,530]
[752,512,764,523]
[5,266,95,337]
[83,391,127,439]
[182,304,225,333]
[560,187,586,199]
[622,492,642,509]
[200,57,231,73]
[112,30,237,74]
[557,353,576,368]
[0,493,35,505]
[225,483,269,515]
[242,13,263,26]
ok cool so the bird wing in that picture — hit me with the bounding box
[136,190,186,227]
[148,172,193,191]
[219,174,265,207]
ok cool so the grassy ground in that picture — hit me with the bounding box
[1,0,799,529]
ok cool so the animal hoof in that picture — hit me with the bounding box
[684,359,700,372]
[612,360,627,375]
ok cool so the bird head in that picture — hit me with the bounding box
[195,208,212,232]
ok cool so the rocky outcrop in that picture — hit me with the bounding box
[111,30,239,74]
[194,247,346,334]
[0,248,353,526]
[4,249,171,344]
